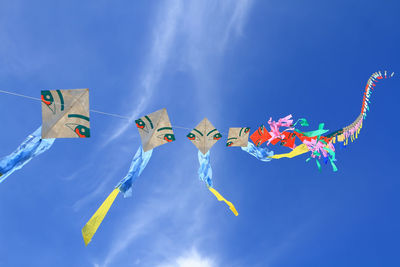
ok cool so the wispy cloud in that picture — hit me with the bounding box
[103,0,183,145]
[95,1,254,266]
[221,0,253,49]
[98,155,209,267]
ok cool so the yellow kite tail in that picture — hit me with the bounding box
[269,143,309,159]
[208,187,238,216]
[82,188,120,246]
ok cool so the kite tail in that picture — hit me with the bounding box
[81,146,152,246]
[208,187,238,216]
[269,144,309,159]
[329,71,394,145]
[198,151,213,187]
[81,188,119,246]
[117,146,153,197]
[241,142,274,161]
[198,151,238,216]
[0,126,55,184]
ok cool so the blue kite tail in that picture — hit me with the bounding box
[198,150,213,187]
[241,142,274,162]
[117,146,153,197]
[0,126,55,184]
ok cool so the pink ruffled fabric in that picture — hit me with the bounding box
[303,138,335,159]
[267,114,294,145]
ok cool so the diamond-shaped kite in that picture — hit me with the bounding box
[41,88,90,139]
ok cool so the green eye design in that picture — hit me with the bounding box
[213,133,222,140]
[41,90,55,113]
[75,125,91,138]
[187,132,196,140]
[163,134,175,142]
[65,123,90,138]
[226,137,237,147]
[65,114,90,138]
[135,119,146,129]
[157,127,175,143]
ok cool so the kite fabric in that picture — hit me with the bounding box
[198,150,213,187]
[198,150,238,216]
[241,142,274,162]
[81,188,119,246]
[0,127,55,184]
[82,108,175,246]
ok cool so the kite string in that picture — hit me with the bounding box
[0,89,196,132]
[0,89,133,120]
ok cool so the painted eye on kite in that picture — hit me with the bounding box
[226,141,234,147]
[41,90,54,106]
[213,133,222,140]
[244,127,250,134]
[163,134,175,143]
[69,125,90,138]
[135,119,146,129]
[187,133,197,140]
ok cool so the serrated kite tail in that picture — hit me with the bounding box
[328,70,394,145]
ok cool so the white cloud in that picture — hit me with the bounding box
[157,249,216,267]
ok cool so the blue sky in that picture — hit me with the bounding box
[0,0,399,266]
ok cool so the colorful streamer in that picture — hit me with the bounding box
[268,144,309,159]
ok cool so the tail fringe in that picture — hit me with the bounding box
[330,71,393,145]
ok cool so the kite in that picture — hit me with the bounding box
[41,88,91,138]
[0,89,90,184]
[82,108,175,246]
[187,118,238,216]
